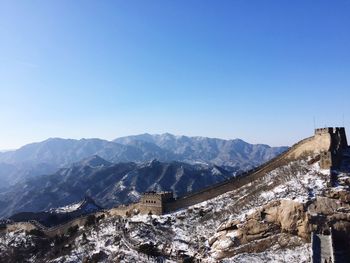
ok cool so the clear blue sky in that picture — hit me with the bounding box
[0,1,349,149]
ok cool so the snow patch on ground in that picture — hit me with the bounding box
[128,190,141,199]
[50,202,82,213]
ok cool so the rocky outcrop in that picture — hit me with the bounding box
[211,199,310,258]
[211,190,350,259]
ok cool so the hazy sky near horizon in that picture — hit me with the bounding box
[1,1,349,149]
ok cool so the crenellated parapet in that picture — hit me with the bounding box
[315,127,334,135]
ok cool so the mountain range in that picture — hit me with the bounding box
[0,133,288,189]
[0,156,233,218]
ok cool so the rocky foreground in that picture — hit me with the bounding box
[1,153,350,262]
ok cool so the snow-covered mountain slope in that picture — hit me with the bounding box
[2,154,350,262]
[0,159,235,219]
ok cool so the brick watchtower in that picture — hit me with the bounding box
[139,191,174,215]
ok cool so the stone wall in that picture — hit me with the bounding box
[43,216,89,237]
[165,129,340,212]
[5,222,36,232]
[313,127,349,169]
[284,133,331,160]
[320,151,333,170]
[109,203,139,217]
[164,156,290,212]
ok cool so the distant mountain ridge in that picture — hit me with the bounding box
[0,133,288,188]
[114,133,288,168]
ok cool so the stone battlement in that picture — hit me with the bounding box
[315,127,334,135]
[142,191,173,197]
[314,127,348,169]
[315,126,347,138]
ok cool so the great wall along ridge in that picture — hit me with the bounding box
[1,127,348,237]
[54,127,350,220]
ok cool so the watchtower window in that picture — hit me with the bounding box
[145,200,158,204]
